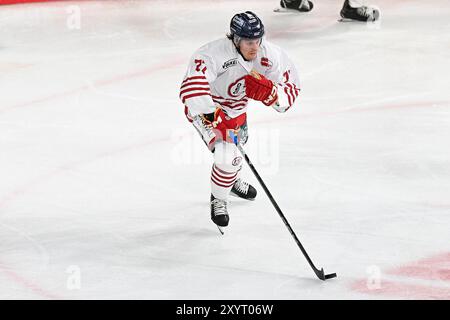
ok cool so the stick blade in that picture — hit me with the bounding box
[325,273,337,280]
[315,268,337,281]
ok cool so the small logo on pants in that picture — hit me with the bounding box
[232,156,242,166]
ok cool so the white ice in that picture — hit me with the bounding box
[0,0,449,299]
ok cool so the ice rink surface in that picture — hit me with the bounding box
[0,0,449,299]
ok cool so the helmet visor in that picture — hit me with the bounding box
[233,35,262,47]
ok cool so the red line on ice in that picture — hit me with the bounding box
[0,262,62,300]
[350,278,450,300]
[349,252,450,299]
[386,252,450,282]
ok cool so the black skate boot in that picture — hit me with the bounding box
[279,0,314,12]
[340,0,379,22]
[210,194,229,227]
[230,178,257,201]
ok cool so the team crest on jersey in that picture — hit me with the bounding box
[261,57,273,68]
[227,76,246,98]
[232,156,242,166]
[222,58,237,70]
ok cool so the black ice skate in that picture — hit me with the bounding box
[340,0,379,22]
[230,178,257,201]
[210,194,229,228]
[277,0,314,12]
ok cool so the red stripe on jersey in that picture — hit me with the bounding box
[285,83,298,104]
[180,81,210,90]
[231,105,247,111]
[288,87,295,105]
[182,76,206,83]
[180,86,210,97]
[212,99,248,105]
[286,82,300,97]
[212,95,248,103]
[284,87,293,106]
[214,100,247,109]
[181,92,211,104]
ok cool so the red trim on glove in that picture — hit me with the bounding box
[244,72,278,106]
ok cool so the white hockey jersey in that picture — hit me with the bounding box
[180,37,301,119]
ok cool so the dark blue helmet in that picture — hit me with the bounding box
[230,11,265,39]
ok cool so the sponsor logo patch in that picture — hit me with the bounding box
[261,57,273,68]
[222,58,237,70]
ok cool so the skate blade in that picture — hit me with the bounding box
[217,225,224,235]
[338,18,376,23]
[338,18,361,22]
[273,7,305,13]
[274,6,312,13]
[229,191,256,201]
[273,7,289,13]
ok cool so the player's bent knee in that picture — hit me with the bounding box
[214,141,243,172]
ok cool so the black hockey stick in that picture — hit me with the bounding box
[232,136,336,281]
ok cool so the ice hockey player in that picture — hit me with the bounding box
[279,0,380,22]
[179,11,301,229]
